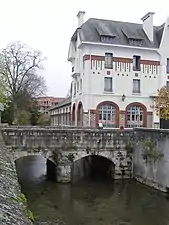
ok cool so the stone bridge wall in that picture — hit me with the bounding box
[0,131,32,225]
[2,126,169,192]
[1,127,134,182]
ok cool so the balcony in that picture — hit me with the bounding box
[72,67,80,78]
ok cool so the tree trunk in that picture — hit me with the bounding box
[13,98,18,125]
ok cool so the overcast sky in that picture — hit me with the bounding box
[0,0,168,97]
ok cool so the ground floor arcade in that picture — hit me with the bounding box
[51,99,158,128]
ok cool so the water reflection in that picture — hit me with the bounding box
[15,155,46,185]
[16,155,169,225]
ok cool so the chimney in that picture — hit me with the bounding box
[77,11,85,27]
[141,12,155,42]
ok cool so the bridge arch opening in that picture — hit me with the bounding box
[71,155,115,183]
[15,155,57,186]
[46,158,56,181]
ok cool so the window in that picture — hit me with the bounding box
[70,82,73,97]
[129,39,143,46]
[105,53,113,69]
[166,81,169,87]
[74,82,76,96]
[77,81,79,92]
[133,55,141,71]
[133,79,140,93]
[104,77,113,92]
[99,104,116,127]
[126,105,144,127]
[101,35,116,44]
[167,58,169,74]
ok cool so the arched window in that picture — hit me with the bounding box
[97,102,119,127]
[125,103,147,127]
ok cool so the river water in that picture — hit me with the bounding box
[16,155,169,225]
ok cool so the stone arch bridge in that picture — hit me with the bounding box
[1,127,134,182]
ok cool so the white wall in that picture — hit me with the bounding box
[72,44,160,112]
[158,17,169,88]
[69,29,168,128]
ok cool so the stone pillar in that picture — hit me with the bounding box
[119,110,125,128]
[89,110,96,127]
[57,164,71,183]
[153,110,160,128]
[114,165,122,179]
[147,112,153,128]
[83,112,89,127]
[54,151,73,183]
[83,110,96,127]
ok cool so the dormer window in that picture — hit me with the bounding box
[129,38,143,46]
[101,35,116,44]
[121,29,143,47]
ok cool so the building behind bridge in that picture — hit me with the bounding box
[50,11,169,128]
[50,97,71,126]
[36,96,65,115]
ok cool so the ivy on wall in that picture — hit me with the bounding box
[16,193,35,222]
[141,140,163,165]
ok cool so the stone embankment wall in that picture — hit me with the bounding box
[133,128,169,192]
[0,132,32,225]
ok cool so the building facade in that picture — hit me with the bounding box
[50,97,71,126]
[67,11,169,128]
[36,96,65,115]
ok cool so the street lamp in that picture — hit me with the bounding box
[122,94,126,102]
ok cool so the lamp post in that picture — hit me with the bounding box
[122,94,126,102]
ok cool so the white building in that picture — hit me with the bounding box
[66,11,169,128]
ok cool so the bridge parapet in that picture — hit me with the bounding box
[1,127,134,151]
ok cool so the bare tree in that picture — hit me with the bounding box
[0,41,47,122]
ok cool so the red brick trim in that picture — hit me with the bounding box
[83,54,160,66]
[147,111,153,115]
[120,110,125,114]
[96,101,119,127]
[91,55,104,60]
[114,57,132,63]
[83,55,90,61]
[141,60,160,66]
[125,102,147,127]
[89,109,96,114]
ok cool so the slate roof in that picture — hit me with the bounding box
[49,96,71,111]
[71,18,165,48]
